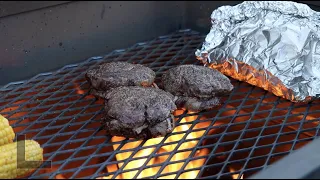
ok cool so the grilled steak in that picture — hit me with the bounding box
[162,64,233,110]
[101,86,177,139]
[175,96,221,111]
[85,62,156,97]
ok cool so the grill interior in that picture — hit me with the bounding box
[1,29,320,179]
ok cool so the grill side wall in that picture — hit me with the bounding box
[0,1,186,85]
[1,1,320,86]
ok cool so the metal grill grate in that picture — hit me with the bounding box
[1,29,320,179]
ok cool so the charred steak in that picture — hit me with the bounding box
[101,86,177,139]
[174,96,221,112]
[85,62,156,97]
[162,64,233,111]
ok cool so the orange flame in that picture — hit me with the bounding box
[39,165,67,179]
[55,174,67,179]
[101,110,214,179]
[229,167,244,179]
[207,59,302,102]
[0,98,29,114]
[73,82,85,95]
[73,82,96,100]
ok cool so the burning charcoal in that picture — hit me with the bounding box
[101,86,177,139]
[85,62,156,97]
[162,64,233,111]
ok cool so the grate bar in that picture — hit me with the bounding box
[216,89,268,179]
[249,137,320,179]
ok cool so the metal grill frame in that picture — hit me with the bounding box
[1,29,320,179]
[249,136,320,179]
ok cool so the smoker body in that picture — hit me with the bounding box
[1,1,320,179]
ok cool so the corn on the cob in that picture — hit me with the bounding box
[0,140,43,179]
[0,114,15,146]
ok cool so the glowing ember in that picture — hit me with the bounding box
[101,110,212,179]
[207,59,297,102]
[52,169,67,179]
[0,106,20,114]
[38,165,67,179]
[73,82,95,100]
[73,82,85,95]
[55,174,67,179]
[229,167,244,179]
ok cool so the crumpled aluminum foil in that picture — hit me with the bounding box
[195,1,320,102]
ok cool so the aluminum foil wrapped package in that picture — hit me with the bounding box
[195,1,320,102]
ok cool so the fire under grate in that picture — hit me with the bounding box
[1,29,320,179]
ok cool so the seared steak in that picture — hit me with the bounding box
[101,86,177,139]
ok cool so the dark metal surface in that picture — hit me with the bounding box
[184,1,320,34]
[300,1,320,7]
[185,1,241,33]
[0,1,71,18]
[0,1,185,85]
[249,137,320,179]
[1,29,320,179]
[2,0,320,86]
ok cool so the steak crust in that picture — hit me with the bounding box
[162,64,233,99]
[175,96,221,111]
[162,65,233,111]
[85,62,156,96]
[101,86,177,139]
